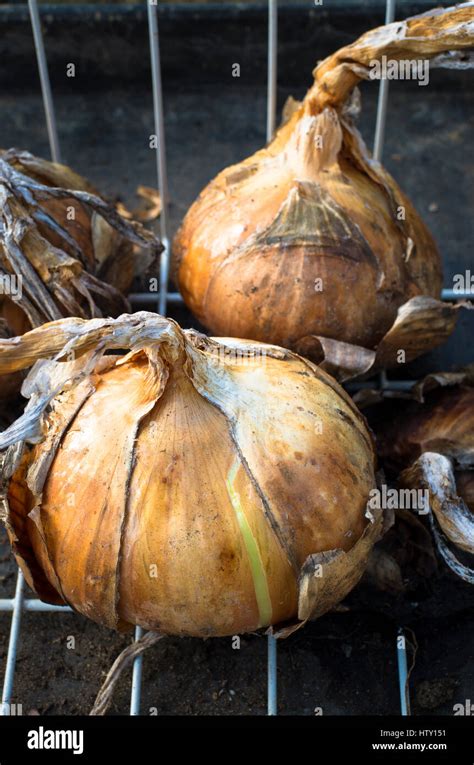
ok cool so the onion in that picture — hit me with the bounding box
[173,4,473,380]
[375,367,474,505]
[0,149,161,341]
[0,313,380,637]
[368,367,474,582]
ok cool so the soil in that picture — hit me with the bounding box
[0,8,473,716]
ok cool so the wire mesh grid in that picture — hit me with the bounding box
[0,0,471,718]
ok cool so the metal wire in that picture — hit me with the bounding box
[28,0,61,163]
[441,288,471,301]
[267,634,278,715]
[373,0,396,162]
[148,0,170,317]
[0,599,72,613]
[372,3,415,713]
[397,629,410,715]
[129,287,472,306]
[130,626,144,716]
[1,0,63,717]
[266,0,278,143]
[265,0,279,715]
[0,572,25,716]
[128,291,182,304]
[126,1,174,711]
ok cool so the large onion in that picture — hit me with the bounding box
[173,4,473,380]
[0,313,380,637]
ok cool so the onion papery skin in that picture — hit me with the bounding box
[175,110,440,352]
[0,150,161,403]
[375,376,474,513]
[377,385,474,470]
[0,150,160,338]
[0,313,380,637]
[173,4,474,378]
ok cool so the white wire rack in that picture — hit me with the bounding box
[0,0,471,718]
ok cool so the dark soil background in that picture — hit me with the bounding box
[0,1,473,715]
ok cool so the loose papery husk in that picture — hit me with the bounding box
[173,3,474,381]
[400,453,474,584]
[364,366,474,583]
[372,365,474,473]
[295,297,468,382]
[0,149,162,341]
[0,312,382,637]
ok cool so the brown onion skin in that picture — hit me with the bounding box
[38,197,96,267]
[6,329,377,637]
[376,386,474,469]
[172,3,474,356]
[37,197,135,297]
[0,199,131,337]
[0,151,138,338]
[0,155,139,403]
[174,144,441,351]
[374,385,474,512]
[0,198,95,340]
